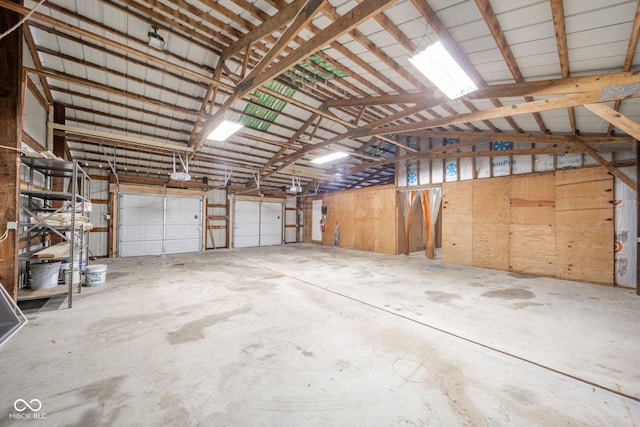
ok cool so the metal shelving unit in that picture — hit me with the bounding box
[18,156,91,308]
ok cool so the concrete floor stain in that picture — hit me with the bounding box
[482,288,536,300]
[166,304,252,345]
[424,290,461,304]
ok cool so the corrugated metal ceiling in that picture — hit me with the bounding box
[6,0,639,193]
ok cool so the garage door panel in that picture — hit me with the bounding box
[165,238,200,254]
[166,196,198,210]
[165,226,200,239]
[233,200,283,248]
[166,209,200,221]
[120,240,163,258]
[235,202,260,221]
[234,235,260,248]
[119,193,202,257]
[261,234,281,246]
[235,223,260,237]
[120,225,163,241]
[120,207,163,226]
[260,202,282,246]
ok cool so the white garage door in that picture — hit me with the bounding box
[260,202,283,246]
[119,193,202,257]
[233,200,260,248]
[233,199,283,248]
[165,196,202,254]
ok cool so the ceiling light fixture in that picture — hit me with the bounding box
[409,40,477,99]
[148,26,165,50]
[311,151,349,164]
[207,120,244,141]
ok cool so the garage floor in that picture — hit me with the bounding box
[1,244,639,426]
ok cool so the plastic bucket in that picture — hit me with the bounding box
[31,262,61,290]
[59,254,81,285]
[84,264,107,287]
[63,264,81,285]
[58,263,70,284]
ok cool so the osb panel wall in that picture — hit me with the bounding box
[472,177,510,270]
[555,168,614,284]
[442,180,473,265]
[442,168,614,285]
[509,173,556,276]
[304,185,398,254]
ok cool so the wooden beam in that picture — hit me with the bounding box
[261,114,318,174]
[99,0,226,54]
[23,25,52,105]
[51,86,195,127]
[571,136,636,191]
[474,0,546,132]
[0,1,22,300]
[35,44,202,110]
[399,129,634,146]
[550,0,576,134]
[353,90,640,138]
[27,19,220,95]
[0,1,228,87]
[249,0,329,78]
[274,87,640,168]
[608,1,640,135]
[324,70,640,111]
[346,142,632,177]
[472,71,640,99]
[410,0,511,131]
[191,0,398,151]
[324,92,439,108]
[550,0,570,80]
[24,67,203,119]
[51,124,195,153]
[322,3,427,91]
[25,75,48,111]
[222,0,308,59]
[583,103,640,141]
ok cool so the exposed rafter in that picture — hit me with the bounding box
[474,0,548,133]
[0,0,636,192]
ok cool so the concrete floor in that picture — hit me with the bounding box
[1,243,639,426]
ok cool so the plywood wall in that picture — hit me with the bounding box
[442,167,614,285]
[442,180,473,265]
[304,185,398,254]
[509,173,556,276]
[555,168,614,284]
[473,177,510,270]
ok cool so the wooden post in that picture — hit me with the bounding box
[0,3,23,300]
[50,103,65,245]
[637,140,639,295]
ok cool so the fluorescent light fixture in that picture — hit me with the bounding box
[409,40,478,99]
[311,151,349,164]
[207,120,243,141]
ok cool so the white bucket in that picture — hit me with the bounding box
[31,262,61,290]
[59,254,81,285]
[63,264,81,285]
[58,262,70,283]
[84,264,107,287]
